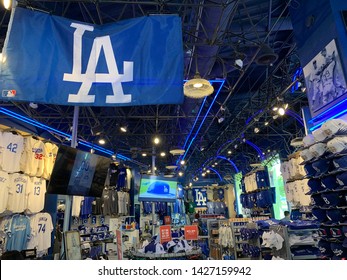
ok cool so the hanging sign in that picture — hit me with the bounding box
[184,225,198,240]
[0,7,184,107]
[159,225,172,244]
[164,216,171,225]
[193,188,207,207]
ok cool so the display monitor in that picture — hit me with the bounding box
[138,175,178,202]
[47,145,111,197]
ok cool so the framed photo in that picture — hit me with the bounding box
[303,39,347,118]
[63,230,82,260]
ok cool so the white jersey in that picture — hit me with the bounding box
[20,136,46,177]
[0,131,24,173]
[0,170,10,214]
[27,212,53,253]
[26,177,46,214]
[43,142,58,180]
[7,173,30,213]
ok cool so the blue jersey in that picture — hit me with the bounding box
[5,214,31,251]
[80,197,94,219]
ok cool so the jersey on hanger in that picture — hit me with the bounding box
[27,212,54,253]
[0,170,10,214]
[0,131,24,173]
[26,177,47,214]
[7,173,30,213]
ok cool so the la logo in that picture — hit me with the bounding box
[194,189,207,206]
[63,23,133,104]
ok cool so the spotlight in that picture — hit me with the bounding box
[273,115,279,120]
[160,152,166,157]
[278,108,285,116]
[142,153,147,157]
[3,0,11,10]
[206,170,210,173]
[202,173,206,177]
[265,122,269,126]
[153,137,160,145]
[180,160,185,165]
[178,171,183,177]
[120,126,127,133]
[98,138,106,145]
[254,127,260,133]
[218,117,225,123]
[112,154,116,160]
[189,182,192,187]
[227,150,232,154]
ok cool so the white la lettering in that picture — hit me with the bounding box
[63,23,133,103]
[195,189,207,206]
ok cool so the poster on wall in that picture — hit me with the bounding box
[303,39,347,118]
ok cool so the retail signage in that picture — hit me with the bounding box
[116,229,123,260]
[159,225,172,243]
[164,216,171,225]
[193,188,207,207]
[184,225,198,240]
[0,7,184,107]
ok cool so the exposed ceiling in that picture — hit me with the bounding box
[0,0,309,184]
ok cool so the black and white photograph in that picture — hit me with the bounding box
[303,39,347,117]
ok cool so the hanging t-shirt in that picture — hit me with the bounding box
[26,177,46,214]
[92,198,103,215]
[5,214,31,251]
[206,188,214,201]
[0,170,10,214]
[80,197,94,219]
[43,142,58,180]
[71,196,84,217]
[109,163,119,187]
[117,167,127,190]
[7,173,30,213]
[1,131,24,173]
[27,212,54,253]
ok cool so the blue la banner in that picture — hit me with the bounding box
[0,7,184,106]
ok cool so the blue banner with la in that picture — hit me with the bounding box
[0,7,184,106]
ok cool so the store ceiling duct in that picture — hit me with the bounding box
[255,44,278,65]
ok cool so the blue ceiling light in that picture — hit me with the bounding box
[208,167,223,181]
[245,140,265,160]
[286,109,304,126]
[0,106,148,166]
[179,80,225,162]
[216,155,239,173]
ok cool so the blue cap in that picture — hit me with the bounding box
[310,193,326,207]
[331,242,347,258]
[307,178,325,194]
[320,192,346,208]
[333,155,347,171]
[318,239,334,257]
[325,209,344,225]
[304,163,317,178]
[336,172,347,190]
[321,175,340,190]
[318,226,332,239]
[312,159,334,177]
[312,208,327,222]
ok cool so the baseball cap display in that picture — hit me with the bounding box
[336,172,347,189]
[327,136,347,155]
[303,134,315,147]
[320,192,346,209]
[300,148,315,163]
[312,208,327,222]
[304,163,317,178]
[321,119,347,138]
[312,127,329,142]
[312,159,335,177]
[309,142,328,159]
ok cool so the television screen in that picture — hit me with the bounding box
[138,175,178,202]
[47,145,111,197]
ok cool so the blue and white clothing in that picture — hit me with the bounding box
[5,214,31,251]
